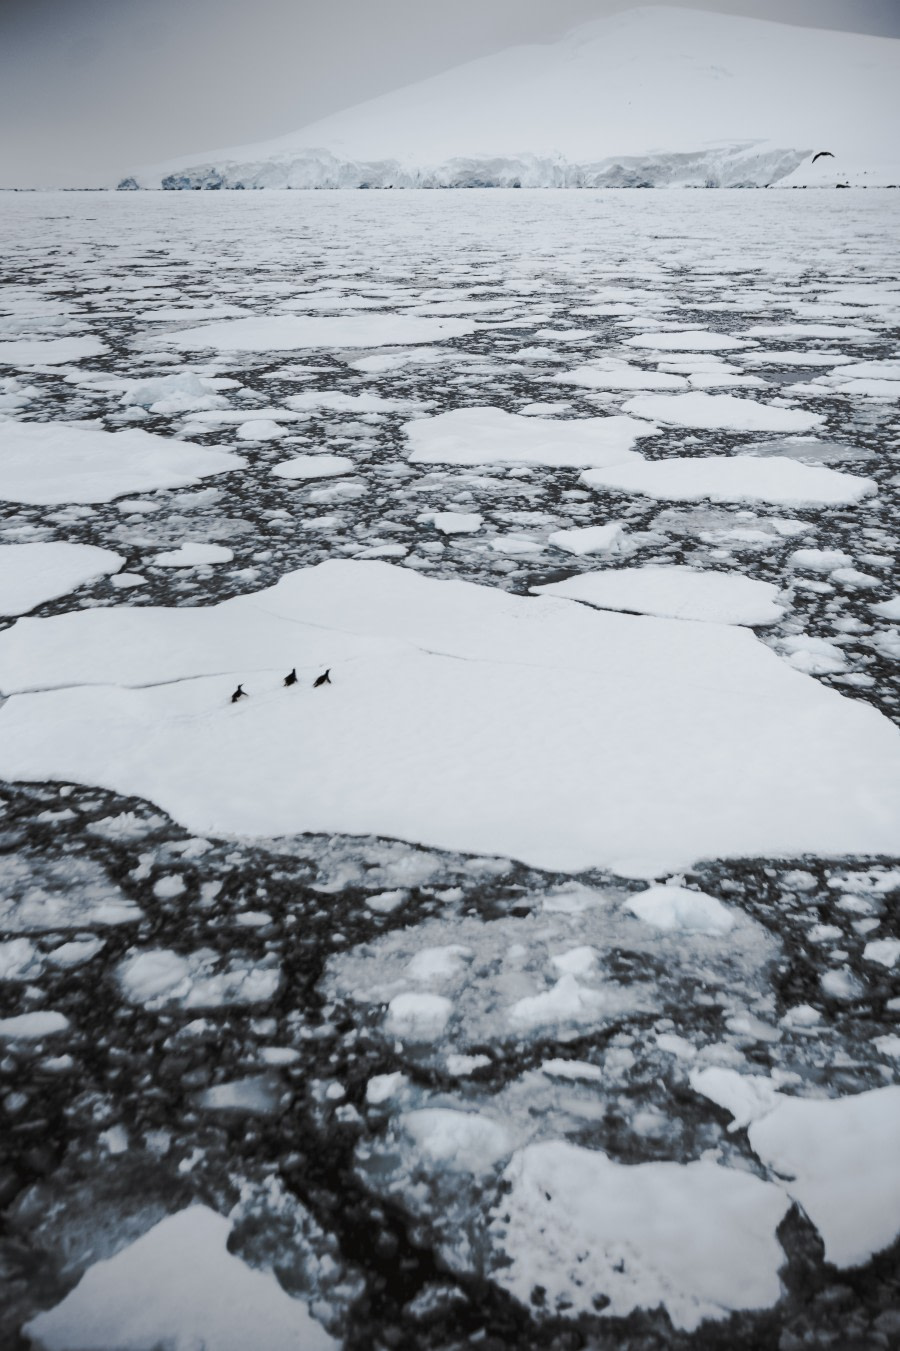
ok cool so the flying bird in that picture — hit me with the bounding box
[812,151,834,163]
[231,684,247,703]
[283,668,297,687]
[313,669,332,688]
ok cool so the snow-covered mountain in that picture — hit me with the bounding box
[124,6,900,190]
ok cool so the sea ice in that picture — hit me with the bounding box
[152,542,235,567]
[0,542,125,616]
[533,566,784,626]
[405,407,656,468]
[748,1087,900,1269]
[271,454,354,480]
[0,336,107,366]
[547,522,627,555]
[162,314,475,351]
[621,392,823,433]
[625,885,734,934]
[624,331,754,351]
[0,422,244,505]
[0,560,898,874]
[489,1141,790,1328]
[23,1205,338,1351]
[583,455,875,506]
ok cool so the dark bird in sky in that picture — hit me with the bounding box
[231,684,247,703]
[313,669,332,688]
[284,668,297,687]
[812,151,834,163]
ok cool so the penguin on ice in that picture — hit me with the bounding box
[313,669,331,688]
[231,684,247,703]
[283,668,297,687]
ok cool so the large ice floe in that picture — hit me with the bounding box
[160,314,476,352]
[0,421,244,504]
[405,406,657,468]
[0,559,897,875]
[0,542,125,616]
[23,1206,338,1351]
[532,565,785,626]
[582,455,876,506]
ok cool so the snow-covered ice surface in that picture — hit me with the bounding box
[0,189,898,1351]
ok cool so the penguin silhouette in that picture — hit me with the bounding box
[231,684,247,703]
[313,669,331,688]
[284,668,297,687]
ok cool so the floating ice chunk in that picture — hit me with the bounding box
[872,596,900,620]
[742,351,855,367]
[366,1071,409,1104]
[406,945,472,982]
[583,455,875,506]
[152,542,234,567]
[624,331,755,351]
[550,946,598,977]
[47,937,105,967]
[122,371,229,414]
[0,336,107,366]
[553,363,688,391]
[0,542,125,616]
[789,548,853,572]
[400,1108,510,1172]
[490,535,543,555]
[509,973,621,1031]
[534,565,784,626]
[745,324,875,339]
[547,522,626,555]
[622,392,823,433]
[385,991,453,1040]
[22,1205,338,1351]
[0,422,244,505]
[778,636,847,676]
[626,885,734,935]
[0,937,42,981]
[236,418,282,441]
[540,1058,605,1081]
[285,390,427,414]
[433,511,483,534]
[489,1141,790,1328]
[271,454,354,480]
[0,1011,70,1039]
[863,938,900,968]
[749,1086,900,1269]
[446,1053,491,1076]
[117,948,280,1010]
[198,1076,280,1114]
[405,407,656,468]
[163,314,475,351]
[689,1066,781,1129]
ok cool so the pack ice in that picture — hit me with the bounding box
[0,560,897,875]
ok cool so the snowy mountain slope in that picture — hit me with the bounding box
[125,6,900,190]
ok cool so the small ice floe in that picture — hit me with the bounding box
[774,635,847,676]
[285,390,427,414]
[366,1071,409,1105]
[0,336,107,366]
[488,1141,789,1328]
[236,419,282,441]
[22,1205,338,1351]
[0,1011,70,1039]
[152,542,234,567]
[0,542,125,616]
[748,1086,900,1269]
[625,885,734,935]
[533,565,784,626]
[0,937,43,981]
[622,391,822,433]
[399,1108,510,1172]
[198,1076,281,1115]
[122,371,229,415]
[689,1065,782,1129]
[583,455,875,506]
[161,314,475,351]
[405,406,656,468]
[547,522,627,555]
[432,511,483,534]
[116,947,280,1011]
[0,422,244,505]
[863,937,900,968]
[624,330,755,352]
[271,454,353,480]
[553,360,688,391]
[385,992,453,1040]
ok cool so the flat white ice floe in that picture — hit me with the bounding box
[0,560,898,875]
[489,1141,790,1328]
[23,1205,338,1351]
[583,455,876,507]
[0,336,107,366]
[0,542,125,616]
[625,884,734,934]
[624,330,754,352]
[152,542,234,567]
[552,362,688,391]
[161,314,475,351]
[117,947,280,1010]
[0,422,245,505]
[622,392,823,433]
[547,522,627,555]
[271,454,354,481]
[405,406,657,468]
[748,1086,900,1269]
[533,565,784,626]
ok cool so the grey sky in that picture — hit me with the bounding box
[1,0,898,187]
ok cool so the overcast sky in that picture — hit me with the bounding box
[2,0,898,187]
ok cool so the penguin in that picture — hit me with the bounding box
[284,668,298,687]
[231,684,247,703]
[313,669,331,688]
